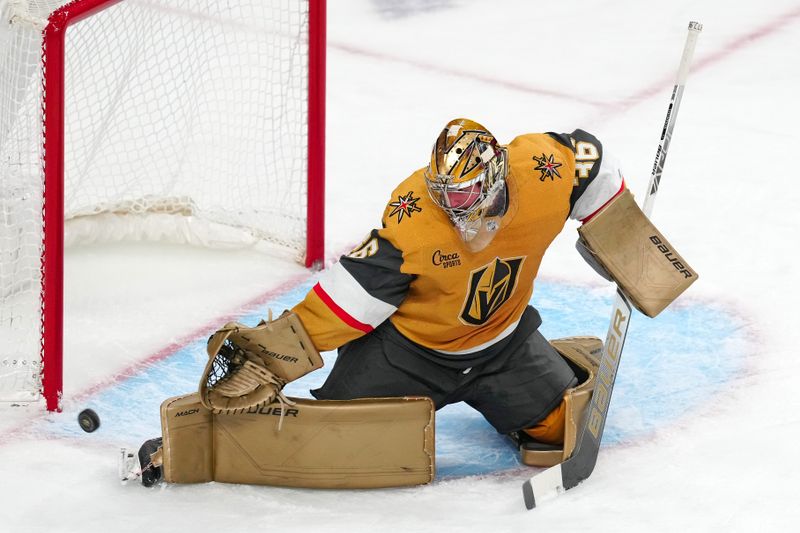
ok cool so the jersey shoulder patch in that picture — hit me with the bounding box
[381,170,429,228]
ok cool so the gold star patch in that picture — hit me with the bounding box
[388,191,422,223]
[532,153,563,181]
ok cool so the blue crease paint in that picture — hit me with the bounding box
[58,279,748,479]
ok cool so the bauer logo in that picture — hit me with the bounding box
[264,351,299,365]
[239,334,300,364]
[649,235,693,279]
[459,257,524,325]
[586,305,628,440]
[245,405,299,418]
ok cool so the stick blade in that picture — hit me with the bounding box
[522,463,564,510]
[522,479,535,509]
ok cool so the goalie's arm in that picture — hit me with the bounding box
[199,227,412,412]
[554,129,698,316]
[292,228,414,351]
[553,129,627,223]
[546,129,625,280]
[560,129,627,280]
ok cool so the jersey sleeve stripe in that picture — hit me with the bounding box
[338,229,412,308]
[580,178,626,223]
[312,283,374,334]
[317,261,398,328]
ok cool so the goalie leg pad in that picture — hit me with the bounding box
[517,336,601,468]
[160,393,435,489]
[577,189,698,317]
[160,394,215,483]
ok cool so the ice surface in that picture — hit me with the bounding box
[2,0,800,531]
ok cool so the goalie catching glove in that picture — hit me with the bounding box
[199,311,323,414]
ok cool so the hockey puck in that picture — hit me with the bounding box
[78,409,100,433]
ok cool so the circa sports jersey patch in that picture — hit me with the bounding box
[431,249,461,269]
[460,256,525,326]
[532,153,563,181]
[388,191,422,223]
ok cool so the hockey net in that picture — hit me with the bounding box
[0,0,325,409]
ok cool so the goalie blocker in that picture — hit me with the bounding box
[577,189,698,318]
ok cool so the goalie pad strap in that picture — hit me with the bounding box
[160,393,435,489]
[577,189,698,317]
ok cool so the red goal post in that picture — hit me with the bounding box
[0,0,326,411]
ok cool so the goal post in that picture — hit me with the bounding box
[0,0,326,411]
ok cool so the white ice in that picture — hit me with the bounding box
[2,0,800,531]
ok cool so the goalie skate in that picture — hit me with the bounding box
[119,438,163,487]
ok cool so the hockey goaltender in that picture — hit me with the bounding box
[132,118,696,488]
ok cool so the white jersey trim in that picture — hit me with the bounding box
[569,149,625,221]
[318,262,397,328]
[434,318,521,355]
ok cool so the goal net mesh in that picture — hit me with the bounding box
[0,0,312,402]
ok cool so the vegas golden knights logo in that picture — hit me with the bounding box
[460,257,524,325]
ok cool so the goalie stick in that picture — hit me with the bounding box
[522,21,703,510]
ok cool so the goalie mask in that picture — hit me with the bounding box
[424,118,508,252]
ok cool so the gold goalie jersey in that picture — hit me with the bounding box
[292,129,625,360]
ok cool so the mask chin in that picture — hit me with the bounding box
[453,179,507,252]
[457,215,502,252]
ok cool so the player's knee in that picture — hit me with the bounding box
[513,336,602,467]
[523,399,567,445]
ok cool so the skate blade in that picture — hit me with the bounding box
[119,448,142,483]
